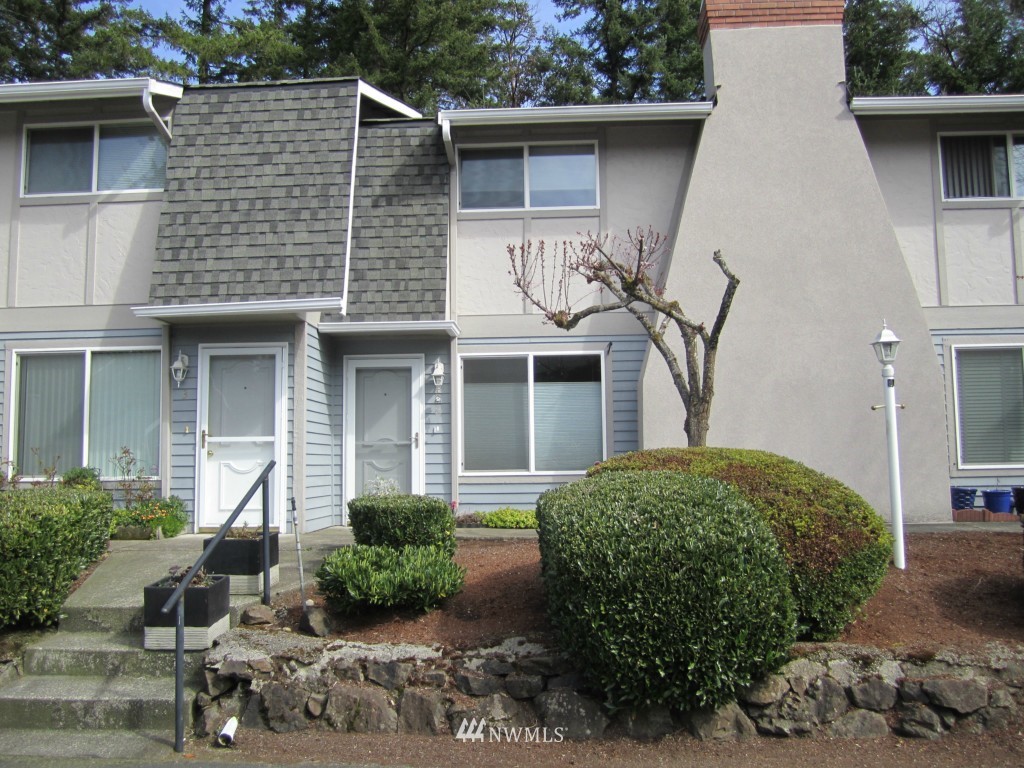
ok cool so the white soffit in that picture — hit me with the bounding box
[851,95,1024,116]
[0,78,183,104]
[438,101,714,127]
[321,320,461,338]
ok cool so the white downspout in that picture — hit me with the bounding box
[142,80,173,143]
[340,84,366,316]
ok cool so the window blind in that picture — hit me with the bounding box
[956,348,1024,465]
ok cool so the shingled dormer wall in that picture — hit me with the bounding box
[150,80,358,306]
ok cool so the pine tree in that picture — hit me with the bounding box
[844,0,926,96]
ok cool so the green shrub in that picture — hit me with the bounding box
[316,544,466,614]
[111,496,188,538]
[538,471,796,713]
[589,448,893,640]
[0,487,113,626]
[61,466,101,491]
[481,508,537,529]
[348,494,455,555]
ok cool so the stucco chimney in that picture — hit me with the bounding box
[698,0,845,46]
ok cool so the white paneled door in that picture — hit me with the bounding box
[198,346,285,530]
[344,356,425,521]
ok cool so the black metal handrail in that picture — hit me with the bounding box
[161,459,276,753]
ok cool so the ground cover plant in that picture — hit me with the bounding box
[481,508,537,529]
[537,471,796,711]
[589,448,892,641]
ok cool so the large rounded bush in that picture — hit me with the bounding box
[348,494,455,556]
[537,471,796,712]
[589,448,893,640]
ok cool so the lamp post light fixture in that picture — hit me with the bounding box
[871,321,905,570]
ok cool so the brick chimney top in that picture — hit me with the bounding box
[698,0,845,46]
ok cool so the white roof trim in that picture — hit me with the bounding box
[133,297,343,319]
[0,78,183,104]
[438,101,714,127]
[851,95,1024,116]
[321,320,461,338]
[358,81,422,120]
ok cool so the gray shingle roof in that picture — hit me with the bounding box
[148,81,357,305]
[340,121,449,322]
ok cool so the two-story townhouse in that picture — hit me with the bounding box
[2,0,1022,532]
[0,78,181,502]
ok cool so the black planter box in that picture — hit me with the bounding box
[202,532,280,594]
[143,573,230,650]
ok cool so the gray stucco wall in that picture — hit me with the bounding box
[644,24,951,522]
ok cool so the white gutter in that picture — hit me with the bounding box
[0,77,182,104]
[133,297,343,320]
[320,320,461,337]
[440,117,455,165]
[438,101,714,127]
[851,94,1024,116]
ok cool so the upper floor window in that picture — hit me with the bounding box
[459,144,597,210]
[953,346,1024,467]
[24,123,167,196]
[940,133,1024,200]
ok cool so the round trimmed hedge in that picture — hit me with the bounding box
[588,448,893,640]
[348,493,456,556]
[537,471,796,712]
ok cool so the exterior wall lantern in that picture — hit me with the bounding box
[871,321,905,570]
[430,360,445,391]
[170,351,189,388]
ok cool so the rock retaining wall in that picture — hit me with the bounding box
[197,631,1024,742]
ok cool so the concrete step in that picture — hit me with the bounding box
[59,589,268,634]
[0,728,174,761]
[0,675,193,730]
[23,633,205,680]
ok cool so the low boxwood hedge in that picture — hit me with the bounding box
[589,448,893,640]
[348,494,455,555]
[0,487,113,627]
[316,544,466,614]
[538,471,796,712]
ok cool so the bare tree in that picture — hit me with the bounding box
[508,228,739,447]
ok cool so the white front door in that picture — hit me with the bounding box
[344,356,425,518]
[198,346,286,530]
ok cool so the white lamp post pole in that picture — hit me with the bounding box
[872,322,905,570]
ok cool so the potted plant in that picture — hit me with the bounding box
[143,565,230,651]
[202,525,280,595]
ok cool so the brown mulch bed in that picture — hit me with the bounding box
[269,531,1024,652]
[214,531,1024,767]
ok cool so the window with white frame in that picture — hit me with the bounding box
[24,123,167,196]
[953,346,1024,466]
[459,144,597,210]
[940,133,1024,199]
[14,350,161,477]
[462,353,604,472]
